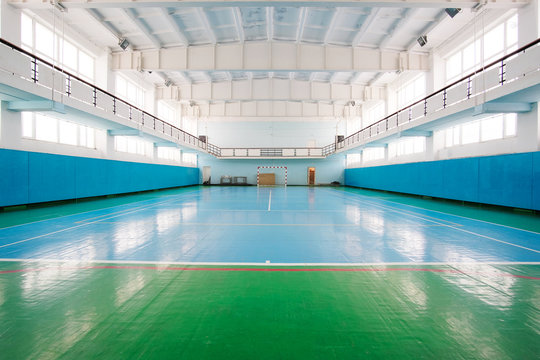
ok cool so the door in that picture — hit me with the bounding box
[308,167,316,185]
[203,166,211,185]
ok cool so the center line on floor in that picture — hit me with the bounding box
[268,190,272,211]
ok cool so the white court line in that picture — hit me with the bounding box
[0,195,182,250]
[332,187,540,235]
[0,188,200,231]
[331,189,540,254]
[268,190,272,211]
[0,258,539,266]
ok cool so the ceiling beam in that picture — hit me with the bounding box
[123,8,162,48]
[323,8,340,45]
[86,9,122,39]
[295,8,307,43]
[156,79,384,103]
[160,8,189,46]
[352,8,380,46]
[197,8,217,45]
[266,7,273,42]
[407,10,447,50]
[8,0,529,9]
[379,8,420,49]
[233,8,245,43]
[111,42,430,72]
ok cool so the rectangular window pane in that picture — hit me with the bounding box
[446,52,461,80]
[346,154,361,167]
[506,15,518,47]
[481,115,503,141]
[462,41,480,72]
[453,126,460,146]
[484,24,505,61]
[504,113,517,136]
[35,114,58,142]
[86,128,95,148]
[59,120,78,145]
[63,41,78,71]
[127,137,137,154]
[21,13,33,47]
[21,112,33,138]
[362,147,385,163]
[35,23,54,59]
[462,121,480,144]
[79,126,87,147]
[79,51,94,80]
[445,128,453,147]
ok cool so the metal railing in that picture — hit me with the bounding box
[1,37,539,159]
[0,38,213,153]
[332,37,540,152]
[217,147,327,158]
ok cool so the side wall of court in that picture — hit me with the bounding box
[345,151,540,210]
[0,148,199,207]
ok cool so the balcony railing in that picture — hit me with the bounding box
[0,38,210,153]
[217,147,326,158]
[1,37,539,159]
[334,37,540,151]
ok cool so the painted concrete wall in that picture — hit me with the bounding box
[199,153,345,186]
[202,118,344,148]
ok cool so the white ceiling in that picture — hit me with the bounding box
[11,0,519,97]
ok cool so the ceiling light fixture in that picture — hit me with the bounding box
[445,8,461,18]
[118,38,130,51]
[50,0,67,12]
[417,35,427,47]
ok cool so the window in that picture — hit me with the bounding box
[445,14,518,83]
[388,137,426,158]
[21,112,96,148]
[183,116,198,135]
[116,74,145,109]
[21,13,95,82]
[182,153,197,167]
[157,101,178,127]
[114,136,153,157]
[362,147,385,163]
[364,101,385,128]
[346,117,362,136]
[444,113,517,148]
[157,147,181,162]
[396,74,426,109]
[346,153,361,168]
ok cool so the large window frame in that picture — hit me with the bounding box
[21,12,96,82]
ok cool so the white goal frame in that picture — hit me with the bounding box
[257,166,287,186]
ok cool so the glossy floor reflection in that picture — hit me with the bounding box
[0,186,539,359]
[0,186,539,264]
[0,262,539,359]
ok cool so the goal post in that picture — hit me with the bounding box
[257,166,287,186]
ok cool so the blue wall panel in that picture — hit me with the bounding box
[0,149,29,206]
[28,152,77,204]
[478,153,533,209]
[0,149,199,207]
[441,157,479,202]
[345,152,540,210]
[531,152,540,211]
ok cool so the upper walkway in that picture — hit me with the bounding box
[1,38,539,159]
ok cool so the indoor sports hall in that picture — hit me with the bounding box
[0,0,539,358]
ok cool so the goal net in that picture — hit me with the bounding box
[257,166,288,186]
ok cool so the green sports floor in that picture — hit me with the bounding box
[0,186,539,359]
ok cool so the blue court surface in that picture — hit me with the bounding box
[0,186,539,265]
